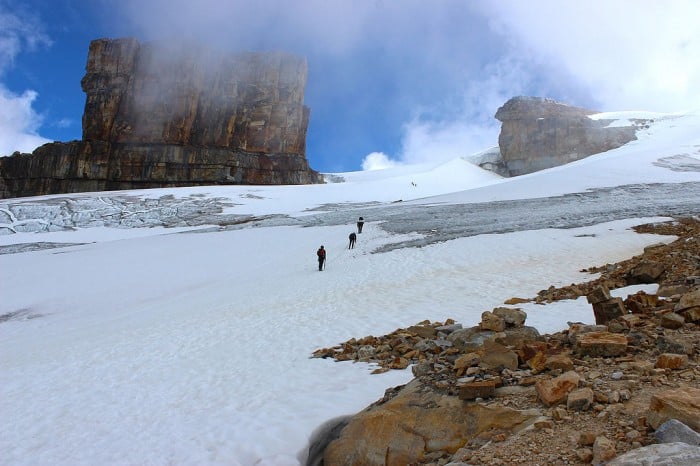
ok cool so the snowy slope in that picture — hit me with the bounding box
[0,110,699,465]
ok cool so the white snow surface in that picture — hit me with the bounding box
[1,110,699,465]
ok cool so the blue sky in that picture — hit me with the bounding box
[2,0,699,173]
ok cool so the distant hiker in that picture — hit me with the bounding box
[357,217,364,234]
[348,232,356,249]
[317,245,326,271]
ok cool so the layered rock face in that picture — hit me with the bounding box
[495,96,639,176]
[0,38,320,199]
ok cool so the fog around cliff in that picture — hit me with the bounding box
[1,1,700,171]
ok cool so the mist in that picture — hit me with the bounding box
[3,1,698,171]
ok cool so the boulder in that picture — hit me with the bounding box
[655,353,688,370]
[658,284,690,297]
[591,297,627,325]
[458,380,496,401]
[492,307,527,327]
[656,335,693,355]
[660,312,685,329]
[535,370,580,407]
[447,326,494,352]
[676,289,700,310]
[478,341,519,371]
[627,260,666,284]
[496,326,542,348]
[323,379,538,466]
[676,289,700,322]
[567,323,608,345]
[592,435,616,464]
[648,387,700,431]
[567,387,594,411]
[544,353,574,372]
[407,325,437,339]
[655,419,700,446]
[480,311,506,332]
[586,285,612,304]
[606,442,700,466]
[575,331,627,357]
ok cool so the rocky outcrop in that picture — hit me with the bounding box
[320,379,538,466]
[494,96,641,176]
[0,38,321,199]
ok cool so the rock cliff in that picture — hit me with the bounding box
[494,96,640,176]
[0,38,321,199]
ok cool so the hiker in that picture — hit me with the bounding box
[348,232,356,249]
[357,217,364,234]
[317,245,326,271]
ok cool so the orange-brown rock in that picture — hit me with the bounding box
[575,331,628,357]
[323,379,538,466]
[655,353,688,370]
[544,353,574,372]
[535,370,581,407]
[478,341,518,371]
[648,387,700,431]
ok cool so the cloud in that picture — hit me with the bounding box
[361,152,398,171]
[0,2,51,156]
[0,86,50,155]
[114,0,700,173]
[479,0,700,112]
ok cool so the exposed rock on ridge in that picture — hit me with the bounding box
[494,96,641,176]
[0,38,321,199]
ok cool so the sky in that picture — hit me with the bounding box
[1,0,700,172]
[0,110,699,465]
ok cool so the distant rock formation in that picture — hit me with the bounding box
[494,96,641,176]
[0,38,321,199]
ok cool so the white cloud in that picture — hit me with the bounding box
[361,152,399,171]
[0,86,50,156]
[0,2,51,156]
[479,0,700,112]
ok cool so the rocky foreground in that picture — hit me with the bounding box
[306,217,700,465]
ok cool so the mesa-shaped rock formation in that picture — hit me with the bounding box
[494,96,640,176]
[0,38,321,199]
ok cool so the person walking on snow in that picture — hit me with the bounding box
[317,245,326,271]
[357,217,364,234]
[348,232,356,249]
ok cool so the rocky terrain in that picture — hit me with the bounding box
[307,217,700,465]
[0,38,321,199]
